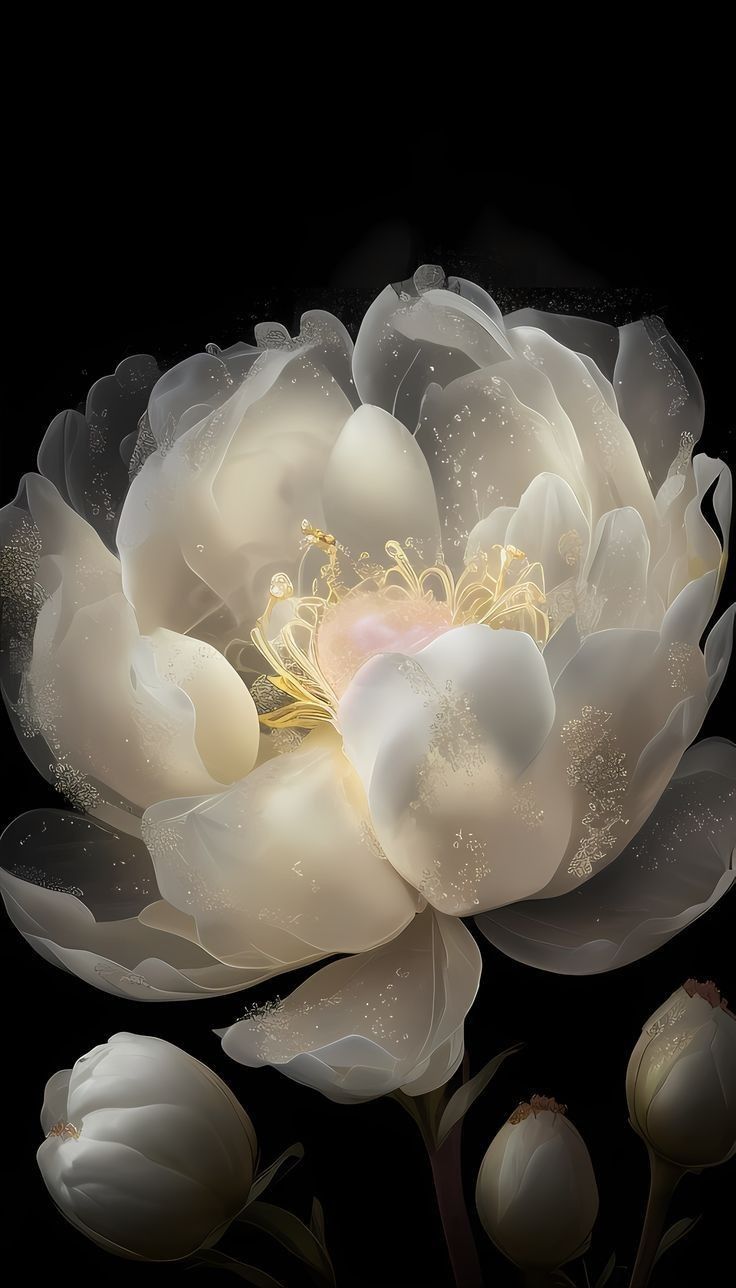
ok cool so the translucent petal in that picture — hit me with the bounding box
[0,811,269,998]
[142,728,420,968]
[338,625,561,913]
[476,738,735,973]
[218,908,481,1103]
[614,316,704,492]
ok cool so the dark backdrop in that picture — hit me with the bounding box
[2,146,733,1287]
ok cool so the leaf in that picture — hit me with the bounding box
[238,1200,336,1287]
[191,1248,285,1286]
[310,1196,327,1248]
[653,1215,701,1266]
[436,1042,523,1147]
[594,1252,616,1287]
[246,1143,305,1205]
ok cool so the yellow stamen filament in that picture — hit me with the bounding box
[251,525,549,730]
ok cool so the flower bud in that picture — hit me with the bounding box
[626,979,736,1170]
[37,1032,257,1261]
[475,1095,598,1271]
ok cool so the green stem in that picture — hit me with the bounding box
[629,1149,685,1288]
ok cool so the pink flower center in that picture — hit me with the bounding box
[316,591,454,697]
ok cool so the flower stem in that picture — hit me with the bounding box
[629,1149,685,1288]
[428,1124,485,1288]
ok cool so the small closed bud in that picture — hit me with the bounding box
[626,979,736,1170]
[475,1095,599,1271]
[37,1032,257,1261]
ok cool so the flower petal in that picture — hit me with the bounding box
[142,729,420,970]
[353,268,511,432]
[339,625,562,913]
[417,368,585,563]
[0,811,267,998]
[321,404,441,562]
[614,316,704,492]
[506,325,659,543]
[504,473,590,592]
[580,506,651,631]
[218,908,481,1103]
[476,738,735,974]
[117,348,353,637]
[37,354,161,548]
[502,307,619,381]
[1,475,259,821]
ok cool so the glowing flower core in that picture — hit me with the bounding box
[251,524,549,728]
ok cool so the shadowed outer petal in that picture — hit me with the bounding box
[218,908,481,1104]
[0,811,274,999]
[502,307,619,381]
[352,270,512,432]
[476,738,735,974]
[416,368,586,564]
[476,1109,599,1270]
[142,728,420,971]
[338,625,565,914]
[505,326,659,545]
[651,455,731,613]
[37,355,161,549]
[614,316,704,493]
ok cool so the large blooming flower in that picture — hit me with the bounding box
[1,269,733,1100]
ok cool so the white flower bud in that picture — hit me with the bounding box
[626,979,736,1169]
[475,1095,599,1271]
[37,1032,257,1261]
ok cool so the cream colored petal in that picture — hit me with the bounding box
[218,908,481,1103]
[0,811,267,999]
[118,348,353,637]
[465,507,517,561]
[339,625,563,913]
[614,316,704,492]
[505,473,591,592]
[2,476,256,823]
[142,728,420,970]
[147,628,259,785]
[476,738,735,974]
[321,404,442,562]
[28,588,256,813]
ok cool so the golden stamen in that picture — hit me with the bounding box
[46,1121,81,1140]
[251,525,550,731]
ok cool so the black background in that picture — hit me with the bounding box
[2,135,734,1287]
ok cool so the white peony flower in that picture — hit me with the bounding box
[2,268,734,1099]
[37,1032,257,1260]
[475,1095,599,1271]
[626,978,736,1169]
